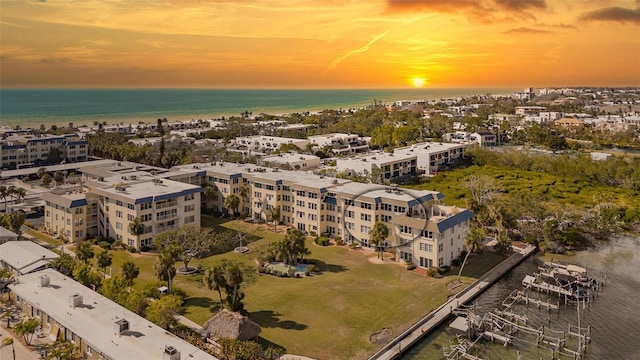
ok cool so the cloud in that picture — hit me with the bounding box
[494,0,546,11]
[502,27,550,34]
[40,57,70,64]
[580,7,640,24]
[325,30,390,72]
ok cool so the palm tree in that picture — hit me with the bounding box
[13,188,26,204]
[203,265,226,307]
[202,185,215,212]
[223,194,240,217]
[154,246,180,295]
[223,261,245,312]
[369,222,390,260]
[1,338,15,360]
[0,185,8,212]
[75,241,95,264]
[121,261,140,288]
[268,206,281,231]
[128,217,145,243]
[96,250,113,277]
[458,225,485,282]
[14,318,39,345]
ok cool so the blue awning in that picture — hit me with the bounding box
[323,197,337,205]
[135,196,153,204]
[69,199,88,208]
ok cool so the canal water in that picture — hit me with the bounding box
[402,235,640,359]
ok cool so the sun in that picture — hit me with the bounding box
[411,77,426,88]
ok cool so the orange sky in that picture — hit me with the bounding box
[1,0,639,89]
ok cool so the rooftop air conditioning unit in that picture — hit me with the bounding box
[69,293,83,308]
[113,318,129,334]
[163,345,181,360]
[38,274,50,287]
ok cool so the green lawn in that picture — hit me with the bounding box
[63,217,504,359]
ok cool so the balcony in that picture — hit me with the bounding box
[156,223,178,233]
[156,201,177,209]
[156,213,178,221]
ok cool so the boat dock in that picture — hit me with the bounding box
[368,244,537,360]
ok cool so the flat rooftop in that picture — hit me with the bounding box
[92,178,201,201]
[394,141,466,154]
[9,269,217,360]
[0,241,59,274]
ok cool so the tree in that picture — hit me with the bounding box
[224,194,240,217]
[203,264,226,307]
[47,148,63,164]
[121,261,140,288]
[12,188,26,204]
[267,206,281,231]
[222,260,245,312]
[369,222,390,260]
[0,185,8,212]
[0,211,26,236]
[218,338,263,360]
[50,253,77,276]
[72,264,101,289]
[99,276,129,305]
[46,338,78,360]
[128,216,146,242]
[1,338,15,360]
[14,318,39,345]
[154,225,212,272]
[75,241,95,264]
[464,225,485,254]
[154,245,180,294]
[41,173,52,187]
[202,185,215,212]
[54,170,65,185]
[146,295,182,330]
[96,249,113,277]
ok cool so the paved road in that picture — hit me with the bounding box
[368,245,537,360]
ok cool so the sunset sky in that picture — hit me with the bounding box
[1,0,639,89]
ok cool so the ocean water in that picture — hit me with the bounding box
[0,88,515,127]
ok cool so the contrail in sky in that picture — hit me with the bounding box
[325,29,391,73]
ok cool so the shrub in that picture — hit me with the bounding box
[306,264,315,273]
[334,236,344,246]
[140,245,150,252]
[405,260,416,270]
[314,236,330,246]
[349,241,360,249]
[427,267,439,277]
[438,266,451,274]
[309,231,317,237]
[98,241,111,249]
[126,245,137,253]
[451,258,461,267]
[257,264,266,273]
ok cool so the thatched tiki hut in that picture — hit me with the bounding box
[202,309,261,341]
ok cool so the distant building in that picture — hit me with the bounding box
[234,135,309,155]
[0,134,88,170]
[394,142,466,175]
[515,106,547,116]
[262,153,322,170]
[335,152,417,183]
[555,118,585,128]
[307,133,369,155]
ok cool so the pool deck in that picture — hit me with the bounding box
[367,244,537,360]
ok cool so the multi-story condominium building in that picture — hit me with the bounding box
[0,134,88,169]
[335,152,417,183]
[307,133,370,155]
[515,106,547,116]
[168,162,472,268]
[394,142,466,175]
[234,135,309,155]
[261,153,322,170]
[43,163,201,249]
[9,269,218,360]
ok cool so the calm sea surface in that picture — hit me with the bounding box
[403,235,640,360]
[0,88,515,126]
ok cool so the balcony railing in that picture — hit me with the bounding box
[156,223,178,232]
[156,213,178,221]
[156,201,178,209]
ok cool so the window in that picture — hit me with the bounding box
[184,193,195,201]
[360,214,371,222]
[345,222,355,230]
[127,214,134,221]
[128,238,134,246]
[438,243,443,252]
[127,203,135,210]
[185,215,195,223]
[345,199,354,206]
[116,222,123,230]
[438,257,444,267]
[345,210,355,218]
[419,243,433,252]
[184,205,195,212]
[360,225,371,234]
[308,203,317,210]
[296,211,305,218]
[421,230,433,239]
[309,214,317,221]
[116,200,123,207]
[75,230,84,238]
[116,210,123,218]
[87,346,92,355]
[360,202,372,210]
[141,214,152,221]
[308,192,318,199]
[400,225,411,234]
[296,200,305,207]
[141,202,152,210]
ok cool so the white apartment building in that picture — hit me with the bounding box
[0,134,88,169]
[168,162,472,268]
[515,106,547,116]
[394,142,466,175]
[43,162,201,249]
[307,133,370,155]
[234,135,309,155]
[335,152,417,183]
[262,153,322,170]
[9,269,218,360]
